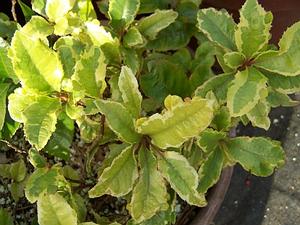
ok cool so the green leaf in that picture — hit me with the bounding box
[235,0,272,57]
[10,31,63,93]
[108,0,140,30]
[0,17,18,41]
[266,89,298,107]
[263,72,300,94]
[10,159,27,182]
[0,208,13,225]
[140,58,190,102]
[72,46,106,98]
[94,100,141,144]
[211,106,231,131]
[197,129,226,153]
[25,167,64,203]
[255,22,300,76]
[23,96,61,150]
[10,181,25,202]
[146,21,194,51]
[223,52,245,70]
[137,10,178,40]
[227,67,267,117]
[45,0,76,22]
[118,66,142,118]
[32,0,47,16]
[128,147,168,222]
[121,47,141,74]
[89,145,138,198]
[136,96,214,149]
[0,40,17,82]
[44,114,74,160]
[18,0,35,22]
[246,100,271,130]
[194,73,234,104]
[123,27,145,48]
[29,148,47,168]
[158,151,206,206]
[138,0,171,14]
[0,83,9,130]
[37,193,78,225]
[73,0,96,21]
[198,147,224,193]
[197,8,236,50]
[0,159,27,182]
[225,137,285,176]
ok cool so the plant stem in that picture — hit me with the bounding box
[11,0,18,22]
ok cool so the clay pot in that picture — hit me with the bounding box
[202,0,300,44]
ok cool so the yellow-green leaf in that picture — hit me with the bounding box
[136,96,214,149]
[45,0,76,22]
[94,100,141,144]
[197,8,236,51]
[255,22,300,76]
[225,137,285,176]
[158,151,206,207]
[0,83,9,130]
[227,67,267,117]
[198,147,224,193]
[137,10,178,40]
[128,147,168,222]
[10,31,63,93]
[246,99,271,130]
[37,193,78,225]
[89,145,138,198]
[72,46,107,98]
[108,0,140,30]
[118,66,142,118]
[235,0,272,57]
[23,96,61,150]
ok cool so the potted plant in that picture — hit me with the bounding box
[0,0,299,224]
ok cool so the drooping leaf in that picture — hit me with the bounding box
[118,66,142,118]
[0,83,10,130]
[10,31,63,92]
[137,10,178,40]
[198,147,224,193]
[197,129,226,153]
[44,113,74,160]
[89,145,138,198]
[108,0,140,30]
[197,8,236,51]
[266,89,298,107]
[0,159,27,182]
[263,72,300,94]
[17,0,35,22]
[37,193,78,225]
[72,46,107,98]
[158,151,206,206]
[136,96,214,149]
[246,99,271,130]
[0,208,13,225]
[235,0,272,57]
[25,167,65,203]
[128,147,168,222]
[194,73,234,104]
[94,100,141,144]
[22,96,61,150]
[225,137,285,176]
[255,21,300,76]
[227,67,267,117]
